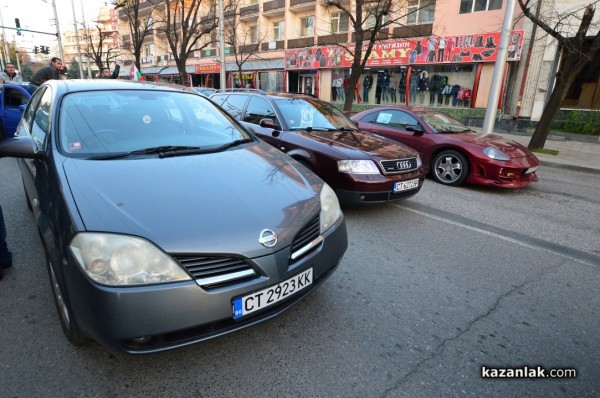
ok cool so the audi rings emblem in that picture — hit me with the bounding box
[397,160,411,170]
[259,229,278,248]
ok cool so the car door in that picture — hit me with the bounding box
[1,85,30,137]
[358,109,429,154]
[18,87,51,218]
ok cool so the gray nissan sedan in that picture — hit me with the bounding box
[0,80,347,354]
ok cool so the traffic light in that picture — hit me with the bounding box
[15,18,21,36]
[34,46,39,54]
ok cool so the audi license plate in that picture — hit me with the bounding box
[394,179,419,192]
[233,268,313,319]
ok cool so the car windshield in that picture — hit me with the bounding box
[274,98,358,131]
[58,90,251,158]
[416,111,472,134]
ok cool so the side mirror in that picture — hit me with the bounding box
[259,118,277,129]
[406,125,425,136]
[0,136,45,159]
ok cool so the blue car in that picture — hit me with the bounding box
[0,83,31,139]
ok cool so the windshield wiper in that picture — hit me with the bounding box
[437,129,471,134]
[90,141,253,160]
[289,126,332,132]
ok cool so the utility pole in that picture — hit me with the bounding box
[70,0,84,78]
[482,0,518,135]
[218,0,226,89]
[80,0,93,78]
[50,0,64,60]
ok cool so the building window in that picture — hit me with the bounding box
[407,0,436,24]
[364,13,390,30]
[300,16,314,37]
[273,21,285,41]
[459,0,502,14]
[145,44,155,57]
[330,12,349,34]
[249,25,258,43]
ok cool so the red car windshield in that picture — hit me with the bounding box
[417,111,472,134]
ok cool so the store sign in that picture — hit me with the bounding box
[232,73,254,80]
[284,31,524,70]
[195,63,220,74]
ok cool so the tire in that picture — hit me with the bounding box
[45,250,88,346]
[431,150,470,186]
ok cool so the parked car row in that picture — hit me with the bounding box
[0,80,541,354]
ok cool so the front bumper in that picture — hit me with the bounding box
[333,169,425,205]
[65,218,348,354]
[468,155,540,188]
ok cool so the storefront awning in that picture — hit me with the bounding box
[159,65,196,75]
[141,66,166,74]
[225,58,283,72]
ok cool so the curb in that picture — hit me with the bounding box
[539,160,600,175]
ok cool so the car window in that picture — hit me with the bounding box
[4,87,28,108]
[211,94,228,106]
[220,95,248,119]
[416,111,469,133]
[31,89,52,149]
[374,110,420,131]
[243,96,279,127]
[58,90,251,157]
[274,98,357,130]
[22,87,46,131]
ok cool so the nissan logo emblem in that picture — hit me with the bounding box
[397,160,411,170]
[259,229,278,248]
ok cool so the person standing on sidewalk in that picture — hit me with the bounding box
[0,205,12,280]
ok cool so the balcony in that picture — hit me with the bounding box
[290,0,315,12]
[239,4,259,20]
[392,23,433,38]
[239,43,260,53]
[317,33,348,46]
[261,40,285,51]
[352,29,389,42]
[201,48,217,58]
[287,37,314,49]
[263,0,285,17]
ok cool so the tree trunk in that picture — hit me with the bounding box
[528,57,583,150]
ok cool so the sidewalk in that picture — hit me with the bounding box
[471,128,600,174]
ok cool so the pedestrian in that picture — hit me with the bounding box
[99,64,120,79]
[0,205,12,280]
[29,57,65,87]
[0,63,23,84]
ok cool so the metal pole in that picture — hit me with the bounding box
[70,0,84,78]
[79,0,93,78]
[0,6,11,63]
[218,0,226,89]
[482,0,517,135]
[51,0,64,61]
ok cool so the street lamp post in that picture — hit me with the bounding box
[218,0,226,89]
[79,0,93,78]
[70,0,84,77]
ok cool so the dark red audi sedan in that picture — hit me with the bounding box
[210,91,426,205]
[351,106,540,188]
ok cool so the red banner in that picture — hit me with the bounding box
[284,31,524,70]
[194,63,221,74]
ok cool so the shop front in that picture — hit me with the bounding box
[284,30,524,110]
[194,62,221,88]
[141,66,166,82]
[226,59,284,91]
[158,65,196,86]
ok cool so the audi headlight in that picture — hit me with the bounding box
[416,154,423,168]
[483,147,510,161]
[338,159,380,174]
[320,183,342,233]
[70,233,192,286]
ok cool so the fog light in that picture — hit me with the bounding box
[499,168,519,178]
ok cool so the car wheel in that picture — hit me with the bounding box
[45,251,88,346]
[432,150,470,186]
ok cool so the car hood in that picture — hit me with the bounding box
[62,143,323,258]
[449,132,532,158]
[298,129,417,160]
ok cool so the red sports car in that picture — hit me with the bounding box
[351,106,540,188]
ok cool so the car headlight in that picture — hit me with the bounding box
[337,159,380,174]
[70,233,192,286]
[320,183,342,233]
[416,154,423,168]
[483,147,510,161]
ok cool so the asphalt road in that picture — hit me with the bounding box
[1,157,599,397]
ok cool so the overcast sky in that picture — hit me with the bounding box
[2,0,110,49]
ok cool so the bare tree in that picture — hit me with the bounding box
[85,25,119,72]
[321,0,418,111]
[159,0,217,85]
[224,0,266,88]
[113,0,161,71]
[518,0,600,150]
